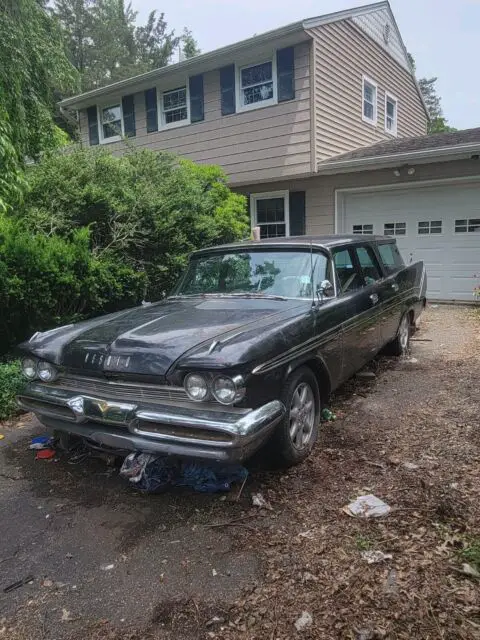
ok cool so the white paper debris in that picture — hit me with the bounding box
[343,494,391,518]
[402,462,419,470]
[294,611,313,631]
[101,564,115,571]
[361,550,393,564]
[251,492,272,509]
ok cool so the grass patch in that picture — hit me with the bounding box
[459,538,480,571]
[355,534,373,551]
[0,360,25,421]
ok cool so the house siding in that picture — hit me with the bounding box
[306,20,428,163]
[237,159,480,235]
[78,42,313,186]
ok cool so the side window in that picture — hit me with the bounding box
[354,246,381,285]
[377,243,404,275]
[333,248,363,294]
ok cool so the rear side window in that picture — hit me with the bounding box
[377,243,404,274]
[354,246,381,285]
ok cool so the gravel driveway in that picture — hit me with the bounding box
[0,305,479,639]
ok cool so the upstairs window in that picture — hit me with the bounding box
[161,86,189,126]
[239,61,276,110]
[362,76,377,124]
[385,93,398,135]
[101,104,122,141]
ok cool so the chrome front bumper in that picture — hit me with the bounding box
[18,382,285,462]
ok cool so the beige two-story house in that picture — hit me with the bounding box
[60,1,480,301]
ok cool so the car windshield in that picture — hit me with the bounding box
[173,250,328,299]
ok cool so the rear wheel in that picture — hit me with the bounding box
[271,366,320,467]
[385,312,411,356]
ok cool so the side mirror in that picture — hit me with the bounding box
[316,279,335,302]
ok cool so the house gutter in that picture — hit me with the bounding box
[58,20,305,109]
[316,142,480,174]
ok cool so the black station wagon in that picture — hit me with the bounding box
[18,235,426,467]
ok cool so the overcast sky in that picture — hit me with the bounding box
[135,0,479,130]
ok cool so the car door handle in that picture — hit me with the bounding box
[391,283,399,292]
[369,293,379,305]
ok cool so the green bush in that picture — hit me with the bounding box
[0,217,146,355]
[21,147,249,298]
[0,360,24,421]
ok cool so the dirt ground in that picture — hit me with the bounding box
[0,305,479,640]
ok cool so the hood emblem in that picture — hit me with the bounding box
[67,396,85,415]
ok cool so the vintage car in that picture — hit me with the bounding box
[17,235,426,467]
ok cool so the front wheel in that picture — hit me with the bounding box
[385,312,411,356]
[271,366,320,467]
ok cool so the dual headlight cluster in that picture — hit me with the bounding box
[184,373,245,406]
[22,358,58,383]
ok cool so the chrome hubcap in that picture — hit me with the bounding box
[399,316,409,350]
[289,382,315,450]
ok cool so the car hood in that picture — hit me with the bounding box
[19,297,307,378]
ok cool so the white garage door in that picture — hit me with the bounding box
[338,180,480,301]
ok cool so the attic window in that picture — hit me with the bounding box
[362,76,377,125]
[385,93,398,135]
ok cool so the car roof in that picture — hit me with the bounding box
[192,234,394,255]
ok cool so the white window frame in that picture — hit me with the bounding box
[455,218,480,233]
[417,220,443,235]
[158,82,191,130]
[97,102,124,144]
[385,92,398,136]
[384,221,407,237]
[352,224,374,235]
[236,57,278,113]
[250,190,289,238]
[362,75,377,125]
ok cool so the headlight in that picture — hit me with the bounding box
[212,375,245,405]
[22,358,37,380]
[184,373,209,402]
[37,361,58,383]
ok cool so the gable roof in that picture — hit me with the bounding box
[59,1,419,111]
[316,127,480,173]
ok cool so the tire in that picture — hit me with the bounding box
[271,366,321,467]
[385,312,411,356]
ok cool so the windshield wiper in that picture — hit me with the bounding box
[226,292,288,301]
[169,292,287,301]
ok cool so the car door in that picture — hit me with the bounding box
[374,242,405,345]
[331,246,381,380]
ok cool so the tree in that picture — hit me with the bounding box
[53,2,198,91]
[0,0,77,211]
[408,52,456,134]
[54,0,94,89]
[135,11,179,73]
[181,28,201,59]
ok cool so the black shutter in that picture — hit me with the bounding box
[220,64,236,115]
[189,74,204,123]
[289,191,305,236]
[144,88,158,133]
[122,94,136,137]
[277,47,295,102]
[87,105,99,146]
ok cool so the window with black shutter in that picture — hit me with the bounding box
[189,74,204,123]
[220,64,236,115]
[144,88,158,132]
[121,94,136,137]
[87,106,99,146]
[277,47,295,102]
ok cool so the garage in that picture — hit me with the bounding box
[336,179,480,301]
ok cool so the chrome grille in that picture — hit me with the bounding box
[53,375,187,404]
